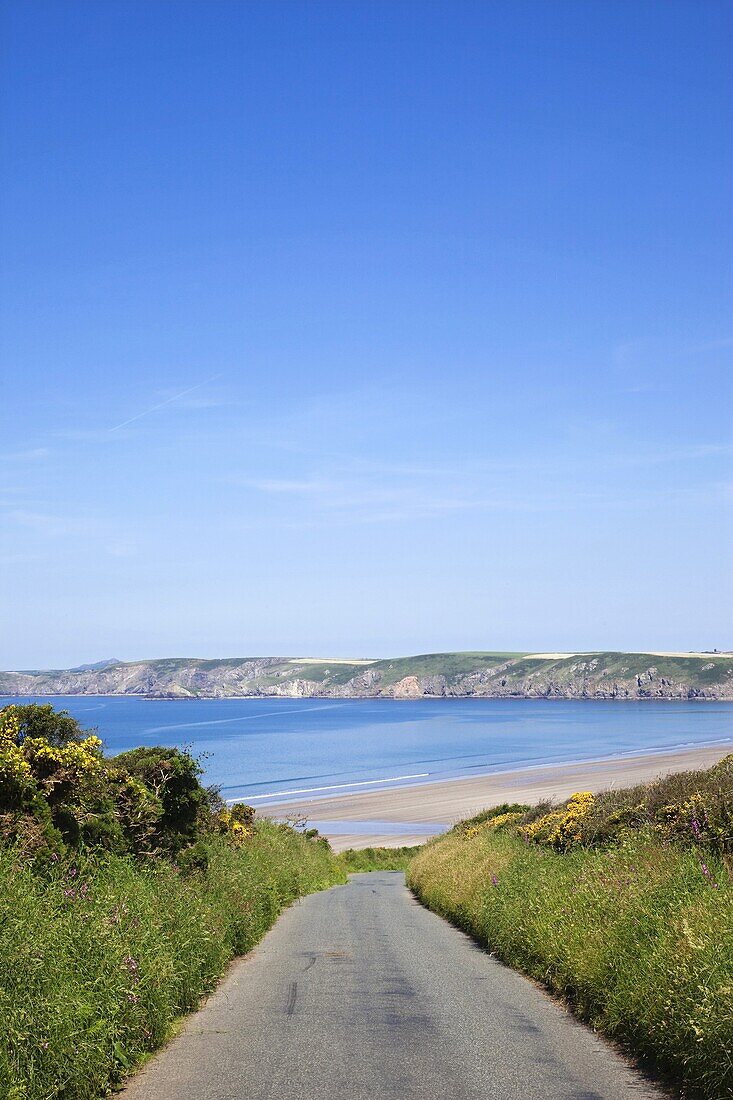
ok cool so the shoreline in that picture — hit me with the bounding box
[260,742,731,852]
[2,692,733,703]
[240,735,733,806]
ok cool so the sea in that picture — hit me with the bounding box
[1,695,730,812]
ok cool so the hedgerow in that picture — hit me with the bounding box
[0,704,345,1099]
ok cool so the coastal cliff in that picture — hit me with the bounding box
[1,650,732,700]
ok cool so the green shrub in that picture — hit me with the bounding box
[10,704,85,747]
[339,845,421,872]
[451,802,531,834]
[0,705,224,858]
[112,746,214,852]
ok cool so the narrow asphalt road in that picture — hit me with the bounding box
[122,873,662,1100]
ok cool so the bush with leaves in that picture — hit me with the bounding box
[0,705,224,859]
[112,746,216,853]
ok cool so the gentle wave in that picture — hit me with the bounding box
[230,772,431,802]
[618,736,732,757]
[232,737,733,804]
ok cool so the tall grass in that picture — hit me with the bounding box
[338,844,421,872]
[408,815,732,1098]
[0,823,345,1100]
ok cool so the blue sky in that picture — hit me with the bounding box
[1,0,731,667]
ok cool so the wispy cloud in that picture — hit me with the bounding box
[173,393,228,411]
[107,374,223,433]
[105,540,138,558]
[231,424,733,528]
[0,507,141,564]
[0,447,50,462]
[606,441,733,467]
[239,469,542,524]
[245,478,334,495]
[5,509,102,537]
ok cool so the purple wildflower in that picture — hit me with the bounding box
[122,955,140,978]
[699,858,720,889]
[491,873,499,886]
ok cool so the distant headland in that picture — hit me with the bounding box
[1,650,731,700]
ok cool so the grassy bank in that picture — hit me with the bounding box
[1,822,344,1100]
[407,761,733,1100]
[0,704,345,1099]
[339,844,421,872]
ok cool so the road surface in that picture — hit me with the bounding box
[122,873,662,1100]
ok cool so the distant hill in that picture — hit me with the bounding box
[69,658,122,673]
[1,651,731,700]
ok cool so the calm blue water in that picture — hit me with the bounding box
[2,695,731,805]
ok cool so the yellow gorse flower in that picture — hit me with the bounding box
[0,707,106,798]
[464,810,525,839]
[216,807,252,843]
[24,735,104,777]
[522,791,595,849]
[486,811,525,830]
[0,707,33,782]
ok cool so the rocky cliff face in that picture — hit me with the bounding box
[1,652,732,700]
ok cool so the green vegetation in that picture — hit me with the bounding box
[369,651,527,686]
[339,844,421,872]
[2,648,731,698]
[502,650,733,693]
[408,757,733,1100]
[0,704,345,1100]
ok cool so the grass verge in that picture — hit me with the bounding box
[0,822,345,1100]
[407,762,732,1100]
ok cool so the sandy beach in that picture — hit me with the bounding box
[260,743,731,851]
